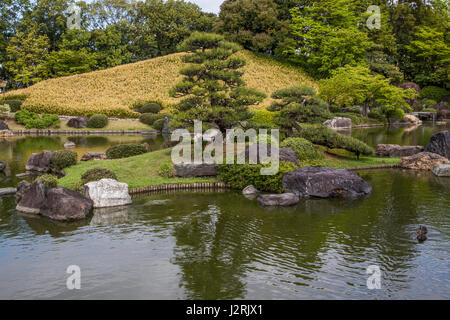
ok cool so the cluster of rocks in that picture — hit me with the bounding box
[389,114,422,126]
[0,120,13,137]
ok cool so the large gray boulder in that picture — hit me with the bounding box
[25,151,55,173]
[432,164,450,177]
[0,188,17,196]
[67,117,88,129]
[174,163,217,177]
[83,179,132,208]
[282,167,372,199]
[426,130,449,159]
[16,180,48,214]
[80,152,107,161]
[376,144,424,157]
[323,117,352,129]
[40,187,93,221]
[257,193,300,207]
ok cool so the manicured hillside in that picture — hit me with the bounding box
[5,51,317,118]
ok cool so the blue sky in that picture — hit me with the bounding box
[187,0,223,14]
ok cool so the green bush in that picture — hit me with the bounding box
[1,99,23,112]
[139,113,165,126]
[14,110,59,129]
[81,168,118,183]
[153,118,166,131]
[419,86,449,102]
[248,110,277,128]
[218,161,298,193]
[106,144,148,159]
[35,174,59,188]
[280,137,324,161]
[87,114,108,128]
[140,103,162,114]
[422,108,438,113]
[50,150,77,169]
[0,104,10,118]
[158,163,175,178]
[368,111,386,123]
[423,99,437,107]
[333,112,365,125]
[294,126,374,159]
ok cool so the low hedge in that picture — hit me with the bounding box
[294,126,374,159]
[87,114,109,128]
[139,113,165,126]
[14,110,60,129]
[139,103,162,114]
[249,110,277,128]
[419,86,449,102]
[81,168,118,183]
[1,99,23,112]
[280,137,324,161]
[35,174,59,189]
[218,161,298,193]
[153,118,166,131]
[106,144,148,159]
[50,150,78,169]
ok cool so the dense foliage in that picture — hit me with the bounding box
[14,109,59,128]
[139,113,165,126]
[280,138,324,161]
[419,86,449,102]
[35,174,58,188]
[157,163,175,178]
[87,114,108,128]
[0,99,23,112]
[106,144,148,159]
[170,32,266,132]
[139,103,163,114]
[294,126,374,159]
[50,150,77,169]
[217,161,298,193]
[81,168,118,183]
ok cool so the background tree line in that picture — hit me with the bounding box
[0,0,448,91]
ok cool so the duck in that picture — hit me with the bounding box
[416,226,428,242]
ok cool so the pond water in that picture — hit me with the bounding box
[0,124,449,299]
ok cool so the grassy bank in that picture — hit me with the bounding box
[5,50,316,117]
[58,147,401,191]
[5,119,154,131]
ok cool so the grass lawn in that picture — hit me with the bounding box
[58,148,216,190]
[311,148,402,168]
[5,118,154,131]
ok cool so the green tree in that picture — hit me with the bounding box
[319,65,416,118]
[170,32,266,132]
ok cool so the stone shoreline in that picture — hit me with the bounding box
[12,129,159,135]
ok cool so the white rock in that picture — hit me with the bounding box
[323,117,352,129]
[242,185,259,196]
[64,141,76,148]
[83,179,132,208]
[432,164,450,177]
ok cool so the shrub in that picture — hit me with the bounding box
[280,137,324,161]
[248,110,277,128]
[423,99,437,107]
[368,111,386,123]
[0,104,10,118]
[0,100,23,112]
[81,168,117,183]
[87,114,108,128]
[422,108,438,113]
[50,150,78,169]
[419,86,449,102]
[294,126,374,159]
[139,103,162,114]
[333,112,365,125]
[14,110,59,129]
[153,118,166,131]
[158,163,175,178]
[218,161,298,193]
[35,174,59,188]
[139,113,165,126]
[106,144,148,159]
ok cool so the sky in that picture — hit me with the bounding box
[187,0,223,14]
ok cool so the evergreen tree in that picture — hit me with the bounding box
[170,32,266,132]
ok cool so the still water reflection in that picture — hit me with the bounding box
[0,170,449,299]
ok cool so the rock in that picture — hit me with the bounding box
[282,167,372,199]
[425,130,449,159]
[0,160,6,172]
[432,164,450,177]
[25,151,55,173]
[82,179,132,208]
[257,193,300,206]
[0,187,17,196]
[376,144,424,157]
[174,163,217,177]
[0,120,9,130]
[16,181,31,201]
[41,187,93,221]
[64,141,76,148]
[323,117,352,129]
[16,172,35,179]
[67,117,88,128]
[242,185,259,196]
[80,152,107,161]
[16,180,48,214]
[0,130,13,137]
[400,152,449,170]
[242,144,299,166]
[162,117,171,134]
[389,114,422,126]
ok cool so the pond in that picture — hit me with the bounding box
[0,124,449,299]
